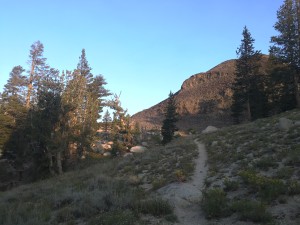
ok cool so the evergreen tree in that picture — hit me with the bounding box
[266,56,296,113]
[4,66,27,102]
[62,50,110,160]
[270,0,300,108]
[77,49,93,84]
[1,66,28,159]
[103,109,112,133]
[231,26,263,123]
[26,41,48,108]
[161,91,178,145]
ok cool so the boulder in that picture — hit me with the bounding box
[103,152,111,157]
[278,117,293,130]
[130,146,147,153]
[294,121,300,127]
[202,126,219,134]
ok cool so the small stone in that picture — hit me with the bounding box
[278,117,293,130]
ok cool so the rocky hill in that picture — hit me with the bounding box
[132,56,269,131]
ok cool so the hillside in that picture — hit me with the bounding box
[132,55,269,131]
[199,109,300,225]
[0,109,299,225]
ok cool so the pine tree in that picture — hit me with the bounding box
[231,26,263,123]
[62,50,110,160]
[1,66,28,159]
[270,0,300,108]
[4,65,27,102]
[77,49,93,84]
[103,109,112,133]
[26,41,48,108]
[161,91,178,145]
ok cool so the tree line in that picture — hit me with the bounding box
[231,0,300,122]
[0,42,137,180]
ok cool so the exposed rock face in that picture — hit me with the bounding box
[132,56,268,131]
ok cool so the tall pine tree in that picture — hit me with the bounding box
[161,92,178,145]
[270,0,300,108]
[231,26,263,123]
[26,41,48,108]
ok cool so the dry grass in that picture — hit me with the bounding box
[0,135,197,225]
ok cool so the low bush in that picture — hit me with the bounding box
[254,157,278,170]
[287,180,300,195]
[231,199,272,223]
[134,198,173,217]
[239,170,285,202]
[201,188,231,219]
[223,177,239,191]
[88,210,136,225]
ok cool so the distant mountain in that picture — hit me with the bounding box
[132,55,269,131]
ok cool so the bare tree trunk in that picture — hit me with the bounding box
[48,153,55,176]
[296,0,300,108]
[294,73,300,108]
[26,62,35,108]
[57,152,63,175]
[246,97,251,121]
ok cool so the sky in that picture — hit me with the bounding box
[0,0,284,115]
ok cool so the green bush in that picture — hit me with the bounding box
[254,157,278,170]
[239,170,285,201]
[223,177,239,191]
[275,167,293,179]
[134,198,173,217]
[231,200,272,223]
[287,180,300,195]
[201,188,231,219]
[88,210,136,225]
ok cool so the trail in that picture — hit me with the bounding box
[157,139,208,225]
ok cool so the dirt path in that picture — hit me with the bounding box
[157,139,208,225]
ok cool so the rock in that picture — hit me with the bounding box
[103,152,111,157]
[123,153,133,158]
[101,144,112,150]
[141,142,149,147]
[294,121,300,127]
[278,117,293,130]
[130,146,147,153]
[202,126,219,134]
[211,141,218,146]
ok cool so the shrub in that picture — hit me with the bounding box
[175,169,186,182]
[201,188,231,219]
[134,198,173,217]
[151,178,167,190]
[231,199,272,223]
[287,180,300,195]
[254,157,278,170]
[275,167,293,179]
[88,210,136,225]
[239,170,285,201]
[223,177,239,191]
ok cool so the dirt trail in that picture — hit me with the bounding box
[157,139,208,225]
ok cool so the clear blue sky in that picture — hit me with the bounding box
[0,0,283,115]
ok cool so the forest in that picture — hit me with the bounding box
[0,0,300,183]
